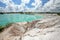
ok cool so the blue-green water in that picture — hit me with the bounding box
[0,14,43,26]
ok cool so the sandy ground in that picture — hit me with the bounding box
[0,14,60,40]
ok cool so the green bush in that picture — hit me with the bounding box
[57,13,60,16]
[0,23,13,32]
[0,26,4,32]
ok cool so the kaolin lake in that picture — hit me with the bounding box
[0,14,43,26]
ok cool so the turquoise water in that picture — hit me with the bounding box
[0,14,43,26]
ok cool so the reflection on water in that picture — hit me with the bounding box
[0,14,43,26]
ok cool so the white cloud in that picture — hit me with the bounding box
[0,0,60,12]
[41,0,60,12]
[22,0,30,4]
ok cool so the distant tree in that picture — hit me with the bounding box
[0,12,4,14]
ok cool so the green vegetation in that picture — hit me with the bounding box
[0,23,13,32]
[57,13,60,16]
[0,26,4,32]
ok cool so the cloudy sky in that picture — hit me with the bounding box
[0,0,60,12]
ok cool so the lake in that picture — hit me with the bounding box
[0,14,43,26]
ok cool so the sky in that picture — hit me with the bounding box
[0,0,60,12]
[41,0,49,6]
[25,0,35,8]
[12,0,22,5]
[0,1,6,8]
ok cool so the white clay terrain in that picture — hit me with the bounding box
[0,14,60,40]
